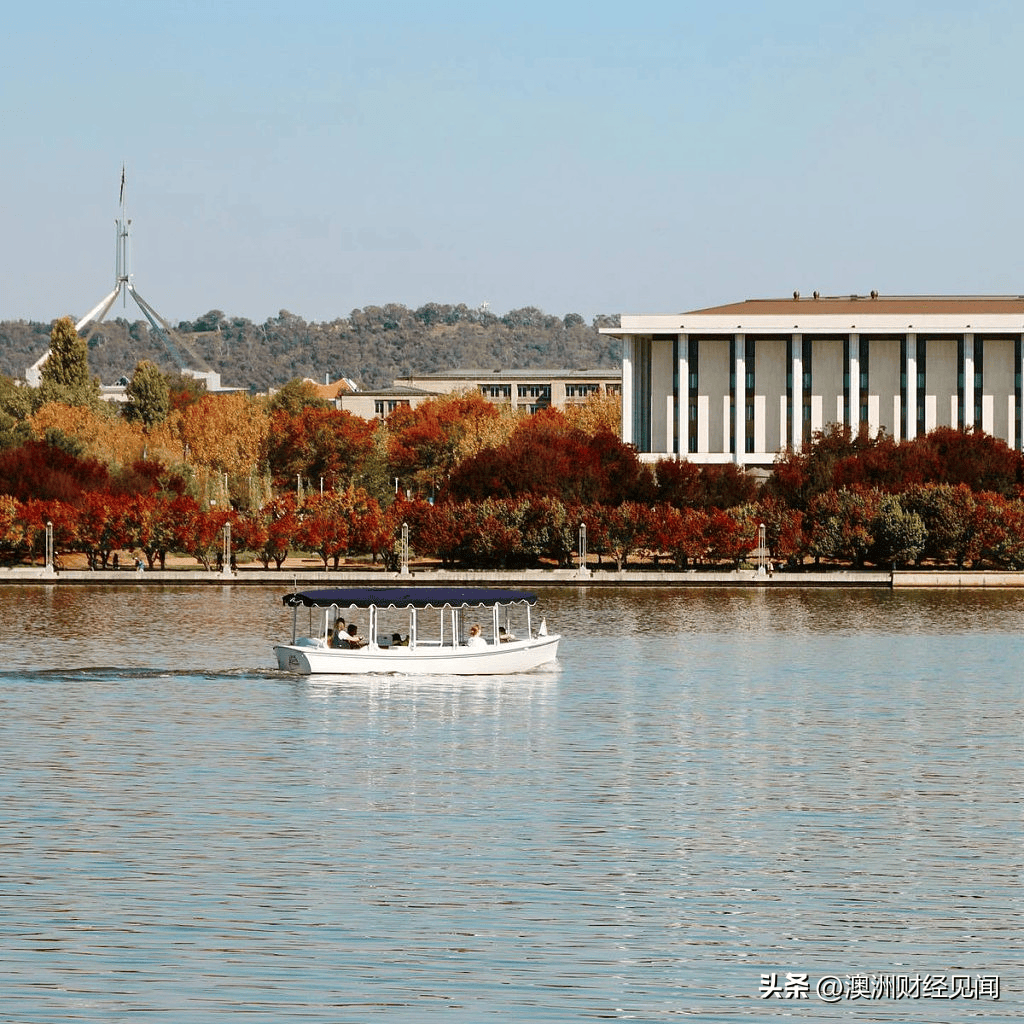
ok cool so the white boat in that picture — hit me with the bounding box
[273,587,560,676]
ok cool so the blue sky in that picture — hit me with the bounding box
[3,0,1023,325]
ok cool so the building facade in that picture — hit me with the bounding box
[603,295,1024,465]
[337,368,621,420]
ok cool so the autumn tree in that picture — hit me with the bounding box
[648,504,710,569]
[167,371,207,414]
[178,392,269,503]
[386,391,500,494]
[0,494,24,561]
[170,495,230,570]
[266,407,377,492]
[295,491,352,569]
[0,439,111,502]
[235,496,297,569]
[443,409,652,505]
[29,401,145,470]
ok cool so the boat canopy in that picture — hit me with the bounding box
[282,587,538,609]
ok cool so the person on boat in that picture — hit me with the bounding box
[498,625,515,643]
[466,623,487,648]
[390,632,409,647]
[330,617,349,648]
[345,622,366,649]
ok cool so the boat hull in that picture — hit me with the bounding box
[274,634,560,676]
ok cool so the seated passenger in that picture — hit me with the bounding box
[498,626,515,643]
[345,622,366,649]
[466,623,487,648]
[391,632,409,647]
[330,617,350,649]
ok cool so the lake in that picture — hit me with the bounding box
[1,584,1020,1022]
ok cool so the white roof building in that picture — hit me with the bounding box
[603,293,1024,465]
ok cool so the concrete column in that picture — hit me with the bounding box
[905,334,917,441]
[791,334,803,450]
[963,333,975,430]
[621,336,634,445]
[678,334,689,456]
[848,333,860,432]
[734,334,745,465]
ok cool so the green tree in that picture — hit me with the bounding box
[39,317,99,407]
[0,374,33,449]
[124,360,171,427]
[266,378,329,417]
[869,494,926,567]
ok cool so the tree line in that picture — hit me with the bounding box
[2,317,1024,572]
[0,303,622,392]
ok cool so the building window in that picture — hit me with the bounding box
[729,337,735,456]
[745,336,755,454]
[974,337,984,429]
[374,399,410,417]
[633,338,652,452]
[916,337,927,437]
[957,337,965,430]
[1016,338,1022,450]
[859,335,869,427]
[480,384,511,398]
[802,337,813,444]
[688,339,699,454]
[565,383,600,398]
[517,384,551,400]
[900,337,907,440]
[843,337,850,426]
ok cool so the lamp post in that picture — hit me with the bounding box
[578,522,590,578]
[45,520,54,574]
[400,522,410,576]
[222,521,232,577]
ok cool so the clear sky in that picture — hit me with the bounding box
[3,0,1023,326]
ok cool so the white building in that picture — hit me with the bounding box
[603,294,1024,465]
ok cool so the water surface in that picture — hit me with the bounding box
[1,585,1020,1022]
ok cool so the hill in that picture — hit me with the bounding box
[0,304,622,392]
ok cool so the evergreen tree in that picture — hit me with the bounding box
[42,317,91,389]
[124,360,171,427]
[38,316,100,407]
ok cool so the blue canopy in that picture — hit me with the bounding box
[283,587,537,609]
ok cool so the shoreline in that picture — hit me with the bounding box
[3,566,1024,588]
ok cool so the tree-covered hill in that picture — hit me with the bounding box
[0,304,622,392]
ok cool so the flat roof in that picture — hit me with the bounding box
[603,294,1024,335]
[689,295,1024,316]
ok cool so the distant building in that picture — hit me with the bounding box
[603,294,1024,465]
[337,368,620,420]
[99,367,245,404]
[335,383,435,419]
